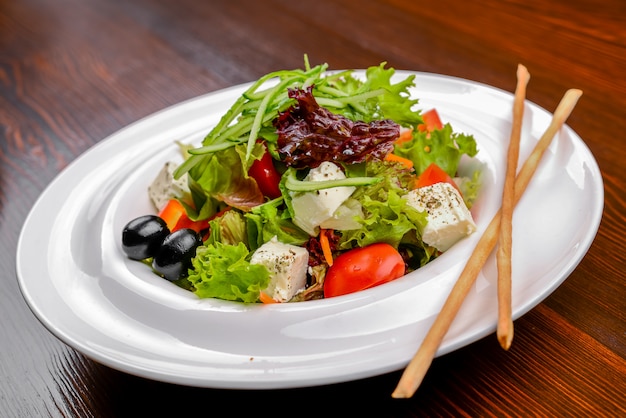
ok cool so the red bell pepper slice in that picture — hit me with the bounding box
[158,199,208,234]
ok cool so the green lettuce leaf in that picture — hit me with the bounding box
[188,242,269,303]
[339,161,428,250]
[204,209,248,247]
[455,168,482,209]
[339,188,426,249]
[245,197,309,251]
[394,124,478,177]
[187,144,265,212]
[316,62,423,127]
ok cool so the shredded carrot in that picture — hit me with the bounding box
[385,153,414,169]
[320,229,334,266]
[395,128,413,145]
[259,291,278,304]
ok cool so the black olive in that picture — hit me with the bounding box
[121,215,170,260]
[152,228,202,281]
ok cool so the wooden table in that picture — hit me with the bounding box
[2,0,624,416]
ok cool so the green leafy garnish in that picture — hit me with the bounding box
[245,197,309,251]
[188,242,269,303]
[174,57,424,179]
[394,123,478,177]
[339,162,429,252]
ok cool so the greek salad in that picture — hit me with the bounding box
[121,58,481,303]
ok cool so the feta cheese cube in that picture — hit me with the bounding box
[319,197,363,230]
[290,162,356,235]
[250,236,309,302]
[148,162,190,211]
[404,182,476,252]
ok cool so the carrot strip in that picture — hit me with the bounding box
[320,229,334,266]
[395,128,413,145]
[259,291,278,304]
[385,153,414,169]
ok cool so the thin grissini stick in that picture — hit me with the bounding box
[497,64,530,351]
[392,88,583,399]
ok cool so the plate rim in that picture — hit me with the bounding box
[15,70,604,389]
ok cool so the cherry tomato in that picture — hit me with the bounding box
[248,143,282,199]
[323,243,405,298]
[416,162,460,193]
[158,199,208,234]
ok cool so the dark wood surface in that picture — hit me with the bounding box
[2,0,625,416]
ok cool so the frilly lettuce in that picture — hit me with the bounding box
[186,143,266,215]
[187,242,269,303]
[314,62,423,127]
[339,161,432,265]
[204,209,248,247]
[395,123,478,177]
[245,197,309,252]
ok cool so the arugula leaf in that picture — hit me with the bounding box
[175,59,424,179]
[315,62,423,127]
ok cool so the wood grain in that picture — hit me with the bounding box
[1,0,624,416]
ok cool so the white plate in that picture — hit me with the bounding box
[16,71,603,389]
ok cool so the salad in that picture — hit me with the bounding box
[121,58,481,303]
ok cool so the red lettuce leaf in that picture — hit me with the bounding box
[275,87,400,169]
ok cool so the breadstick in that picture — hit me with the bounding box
[391,88,583,399]
[497,64,530,350]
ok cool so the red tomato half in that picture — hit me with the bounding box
[323,243,406,298]
[416,162,460,193]
[248,143,282,199]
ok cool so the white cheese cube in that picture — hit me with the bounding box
[319,198,363,230]
[148,162,190,211]
[290,162,356,235]
[250,236,309,302]
[404,182,476,252]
